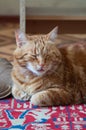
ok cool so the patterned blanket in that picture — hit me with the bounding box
[0,98,86,130]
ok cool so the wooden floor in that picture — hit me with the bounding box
[0,22,86,62]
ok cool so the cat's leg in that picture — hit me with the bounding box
[12,84,30,101]
[30,88,73,106]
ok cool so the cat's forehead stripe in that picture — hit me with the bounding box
[32,36,46,54]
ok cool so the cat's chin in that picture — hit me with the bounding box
[26,63,46,76]
[34,71,46,76]
[31,68,46,76]
[29,69,46,76]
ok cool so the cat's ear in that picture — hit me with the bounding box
[48,26,58,42]
[15,29,27,48]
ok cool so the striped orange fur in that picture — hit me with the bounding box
[12,27,86,106]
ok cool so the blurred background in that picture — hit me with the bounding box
[0,0,86,16]
[0,0,86,33]
[0,0,86,61]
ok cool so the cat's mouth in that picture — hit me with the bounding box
[37,68,45,72]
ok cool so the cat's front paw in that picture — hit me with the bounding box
[12,86,30,101]
[14,91,30,101]
[20,92,30,101]
[30,91,48,106]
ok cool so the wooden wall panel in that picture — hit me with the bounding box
[0,16,86,34]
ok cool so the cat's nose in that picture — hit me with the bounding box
[37,64,45,71]
[39,64,44,68]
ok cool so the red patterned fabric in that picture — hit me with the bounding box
[0,98,86,130]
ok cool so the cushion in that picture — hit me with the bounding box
[0,58,12,99]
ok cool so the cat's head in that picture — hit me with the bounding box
[14,27,62,76]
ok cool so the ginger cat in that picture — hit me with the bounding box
[12,27,86,106]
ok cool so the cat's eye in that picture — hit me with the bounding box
[32,54,36,58]
[17,53,28,59]
[46,55,50,59]
[31,54,39,58]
